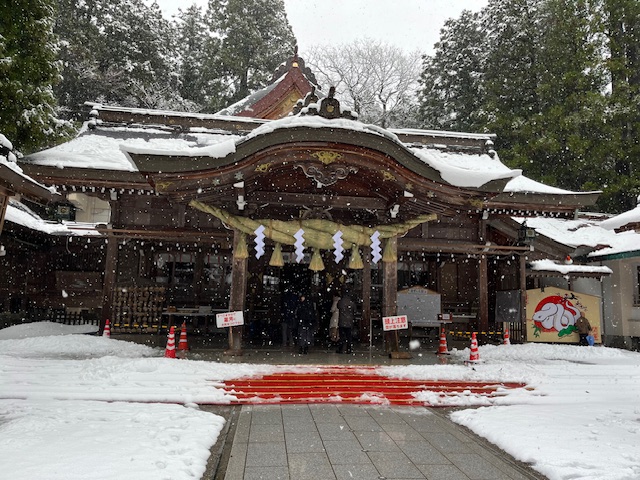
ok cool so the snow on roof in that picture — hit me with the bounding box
[389,127,494,141]
[504,175,577,194]
[87,103,264,125]
[216,73,288,116]
[245,112,401,142]
[599,204,640,231]
[22,110,601,196]
[529,259,612,275]
[5,199,101,236]
[410,147,519,188]
[516,215,640,259]
[243,114,522,188]
[25,123,242,172]
[1,145,58,194]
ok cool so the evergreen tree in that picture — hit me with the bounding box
[418,10,486,132]
[516,0,609,191]
[207,0,296,109]
[0,0,73,153]
[600,0,640,212]
[481,0,542,168]
[174,4,222,109]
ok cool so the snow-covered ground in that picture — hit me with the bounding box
[1,322,639,480]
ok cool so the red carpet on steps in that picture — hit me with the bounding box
[222,366,526,406]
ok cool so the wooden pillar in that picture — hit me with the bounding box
[478,216,489,333]
[478,255,489,333]
[101,236,118,333]
[227,229,247,355]
[520,253,527,341]
[382,236,398,353]
[361,248,371,343]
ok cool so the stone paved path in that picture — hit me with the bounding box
[221,404,545,480]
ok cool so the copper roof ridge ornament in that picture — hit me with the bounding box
[292,85,358,121]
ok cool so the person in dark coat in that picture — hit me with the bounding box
[281,287,298,347]
[575,312,592,346]
[296,294,317,354]
[336,291,356,354]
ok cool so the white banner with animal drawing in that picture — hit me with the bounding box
[526,288,601,343]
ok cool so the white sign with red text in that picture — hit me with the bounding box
[216,311,244,328]
[382,315,408,331]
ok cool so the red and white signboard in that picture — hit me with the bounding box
[216,311,244,328]
[382,315,408,331]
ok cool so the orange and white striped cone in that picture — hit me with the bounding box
[469,332,479,362]
[177,322,189,358]
[436,326,449,355]
[165,326,176,358]
[103,319,111,338]
[503,328,511,345]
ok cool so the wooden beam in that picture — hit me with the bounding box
[218,191,389,211]
[398,238,532,255]
[93,227,232,244]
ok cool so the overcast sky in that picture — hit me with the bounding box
[152,0,488,55]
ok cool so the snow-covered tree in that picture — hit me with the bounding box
[0,0,73,153]
[307,39,421,128]
[55,0,188,114]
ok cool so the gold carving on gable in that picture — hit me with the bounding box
[155,181,172,192]
[255,163,272,173]
[296,163,358,187]
[381,170,396,182]
[469,199,485,208]
[311,151,342,165]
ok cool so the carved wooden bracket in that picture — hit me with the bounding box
[295,163,358,187]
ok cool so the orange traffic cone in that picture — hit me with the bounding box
[103,319,111,338]
[165,326,176,358]
[503,328,511,345]
[177,322,189,358]
[436,326,449,355]
[469,332,479,362]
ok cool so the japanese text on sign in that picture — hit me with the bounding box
[216,311,244,328]
[382,315,408,331]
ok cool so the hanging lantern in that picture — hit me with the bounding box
[382,238,397,262]
[348,245,363,269]
[234,232,249,259]
[269,242,284,267]
[309,248,325,271]
[518,221,537,245]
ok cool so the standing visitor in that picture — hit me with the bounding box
[281,286,298,347]
[296,294,317,354]
[336,290,356,354]
[575,312,592,346]
[329,293,341,346]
